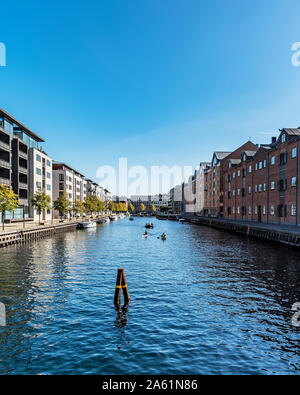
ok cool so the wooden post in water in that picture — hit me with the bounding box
[114,268,130,307]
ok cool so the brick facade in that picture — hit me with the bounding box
[224,129,300,225]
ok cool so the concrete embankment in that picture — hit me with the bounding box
[0,222,78,248]
[186,217,300,249]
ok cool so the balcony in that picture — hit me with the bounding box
[0,158,10,169]
[19,150,28,160]
[0,140,10,151]
[19,182,28,190]
[19,166,28,175]
[0,177,10,186]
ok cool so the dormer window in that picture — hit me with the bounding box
[243,153,246,161]
[281,133,286,143]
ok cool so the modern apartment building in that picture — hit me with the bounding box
[86,179,105,200]
[224,130,300,225]
[28,148,53,221]
[168,185,183,214]
[0,108,45,221]
[52,163,87,218]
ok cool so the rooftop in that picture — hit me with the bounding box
[0,107,45,143]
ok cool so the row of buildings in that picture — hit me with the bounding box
[182,130,300,226]
[0,108,111,223]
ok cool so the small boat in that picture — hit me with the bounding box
[129,216,134,221]
[109,214,118,221]
[179,218,186,223]
[142,234,148,238]
[97,218,110,224]
[145,223,154,229]
[77,219,97,229]
[161,233,166,241]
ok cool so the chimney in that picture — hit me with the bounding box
[271,137,276,144]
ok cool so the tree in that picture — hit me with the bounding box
[118,202,127,212]
[85,196,97,215]
[128,203,135,213]
[53,192,71,221]
[0,185,19,230]
[95,198,106,216]
[150,203,156,213]
[73,199,85,218]
[109,201,117,212]
[31,192,51,225]
[139,203,146,212]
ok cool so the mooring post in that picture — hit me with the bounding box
[114,268,130,306]
[121,268,130,305]
[114,268,123,306]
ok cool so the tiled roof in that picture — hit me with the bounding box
[215,152,231,160]
[243,150,257,157]
[281,128,300,136]
[229,159,241,165]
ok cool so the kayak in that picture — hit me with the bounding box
[142,234,148,238]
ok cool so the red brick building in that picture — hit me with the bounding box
[203,141,258,217]
[224,128,300,225]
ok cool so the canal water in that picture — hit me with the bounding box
[0,217,299,374]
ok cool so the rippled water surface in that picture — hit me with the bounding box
[0,217,299,374]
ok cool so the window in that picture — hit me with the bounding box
[232,190,235,196]
[249,165,252,173]
[263,160,267,168]
[36,154,41,162]
[237,207,240,214]
[271,156,275,165]
[292,147,297,158]
[255,163,258,170]
[237,170,240,177]
[259,162,262,169]
[291,177,296,187]
[270,205,275,216]
[232,206,235,214]
[270,181,275,190]
[263,183,266,191]
[259,184,262,192]
[47,172,51,179]
[36,168,41,175]
[47,160,51,167]
[278,205,287,218]
[248,206,251,215]
[255,185,258,193]
[279,152,287,165]
[291,204,297,216]
[36,181,41,189]
[279,179,287,191]
[233,172,236,178]
[255,206,257,215]
[281,133,286,143]
[248,186,251,194]
[263,206,266,215]
[47,184,51,191]
[59,174,64,181]
[237,189,240,196]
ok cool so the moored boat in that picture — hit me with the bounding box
[77,219,97,229]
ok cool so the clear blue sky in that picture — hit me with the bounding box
[1,0,300,193]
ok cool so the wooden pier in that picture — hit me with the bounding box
[187,217,300,249]
[0,222,78,248]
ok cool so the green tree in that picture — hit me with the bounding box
[128,202,135,213]
[109,201,117,212]
[0,185,20,231]
[139,203,146,212]
[53,192,71,221]
[73,199,85,218]
[150,203,156,213]
[31,192,51,225]
[118,202,127,212]
[85,196,97,215]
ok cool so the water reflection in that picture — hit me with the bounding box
[0,218,299,374]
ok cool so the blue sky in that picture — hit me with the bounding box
[1,0,300,193]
